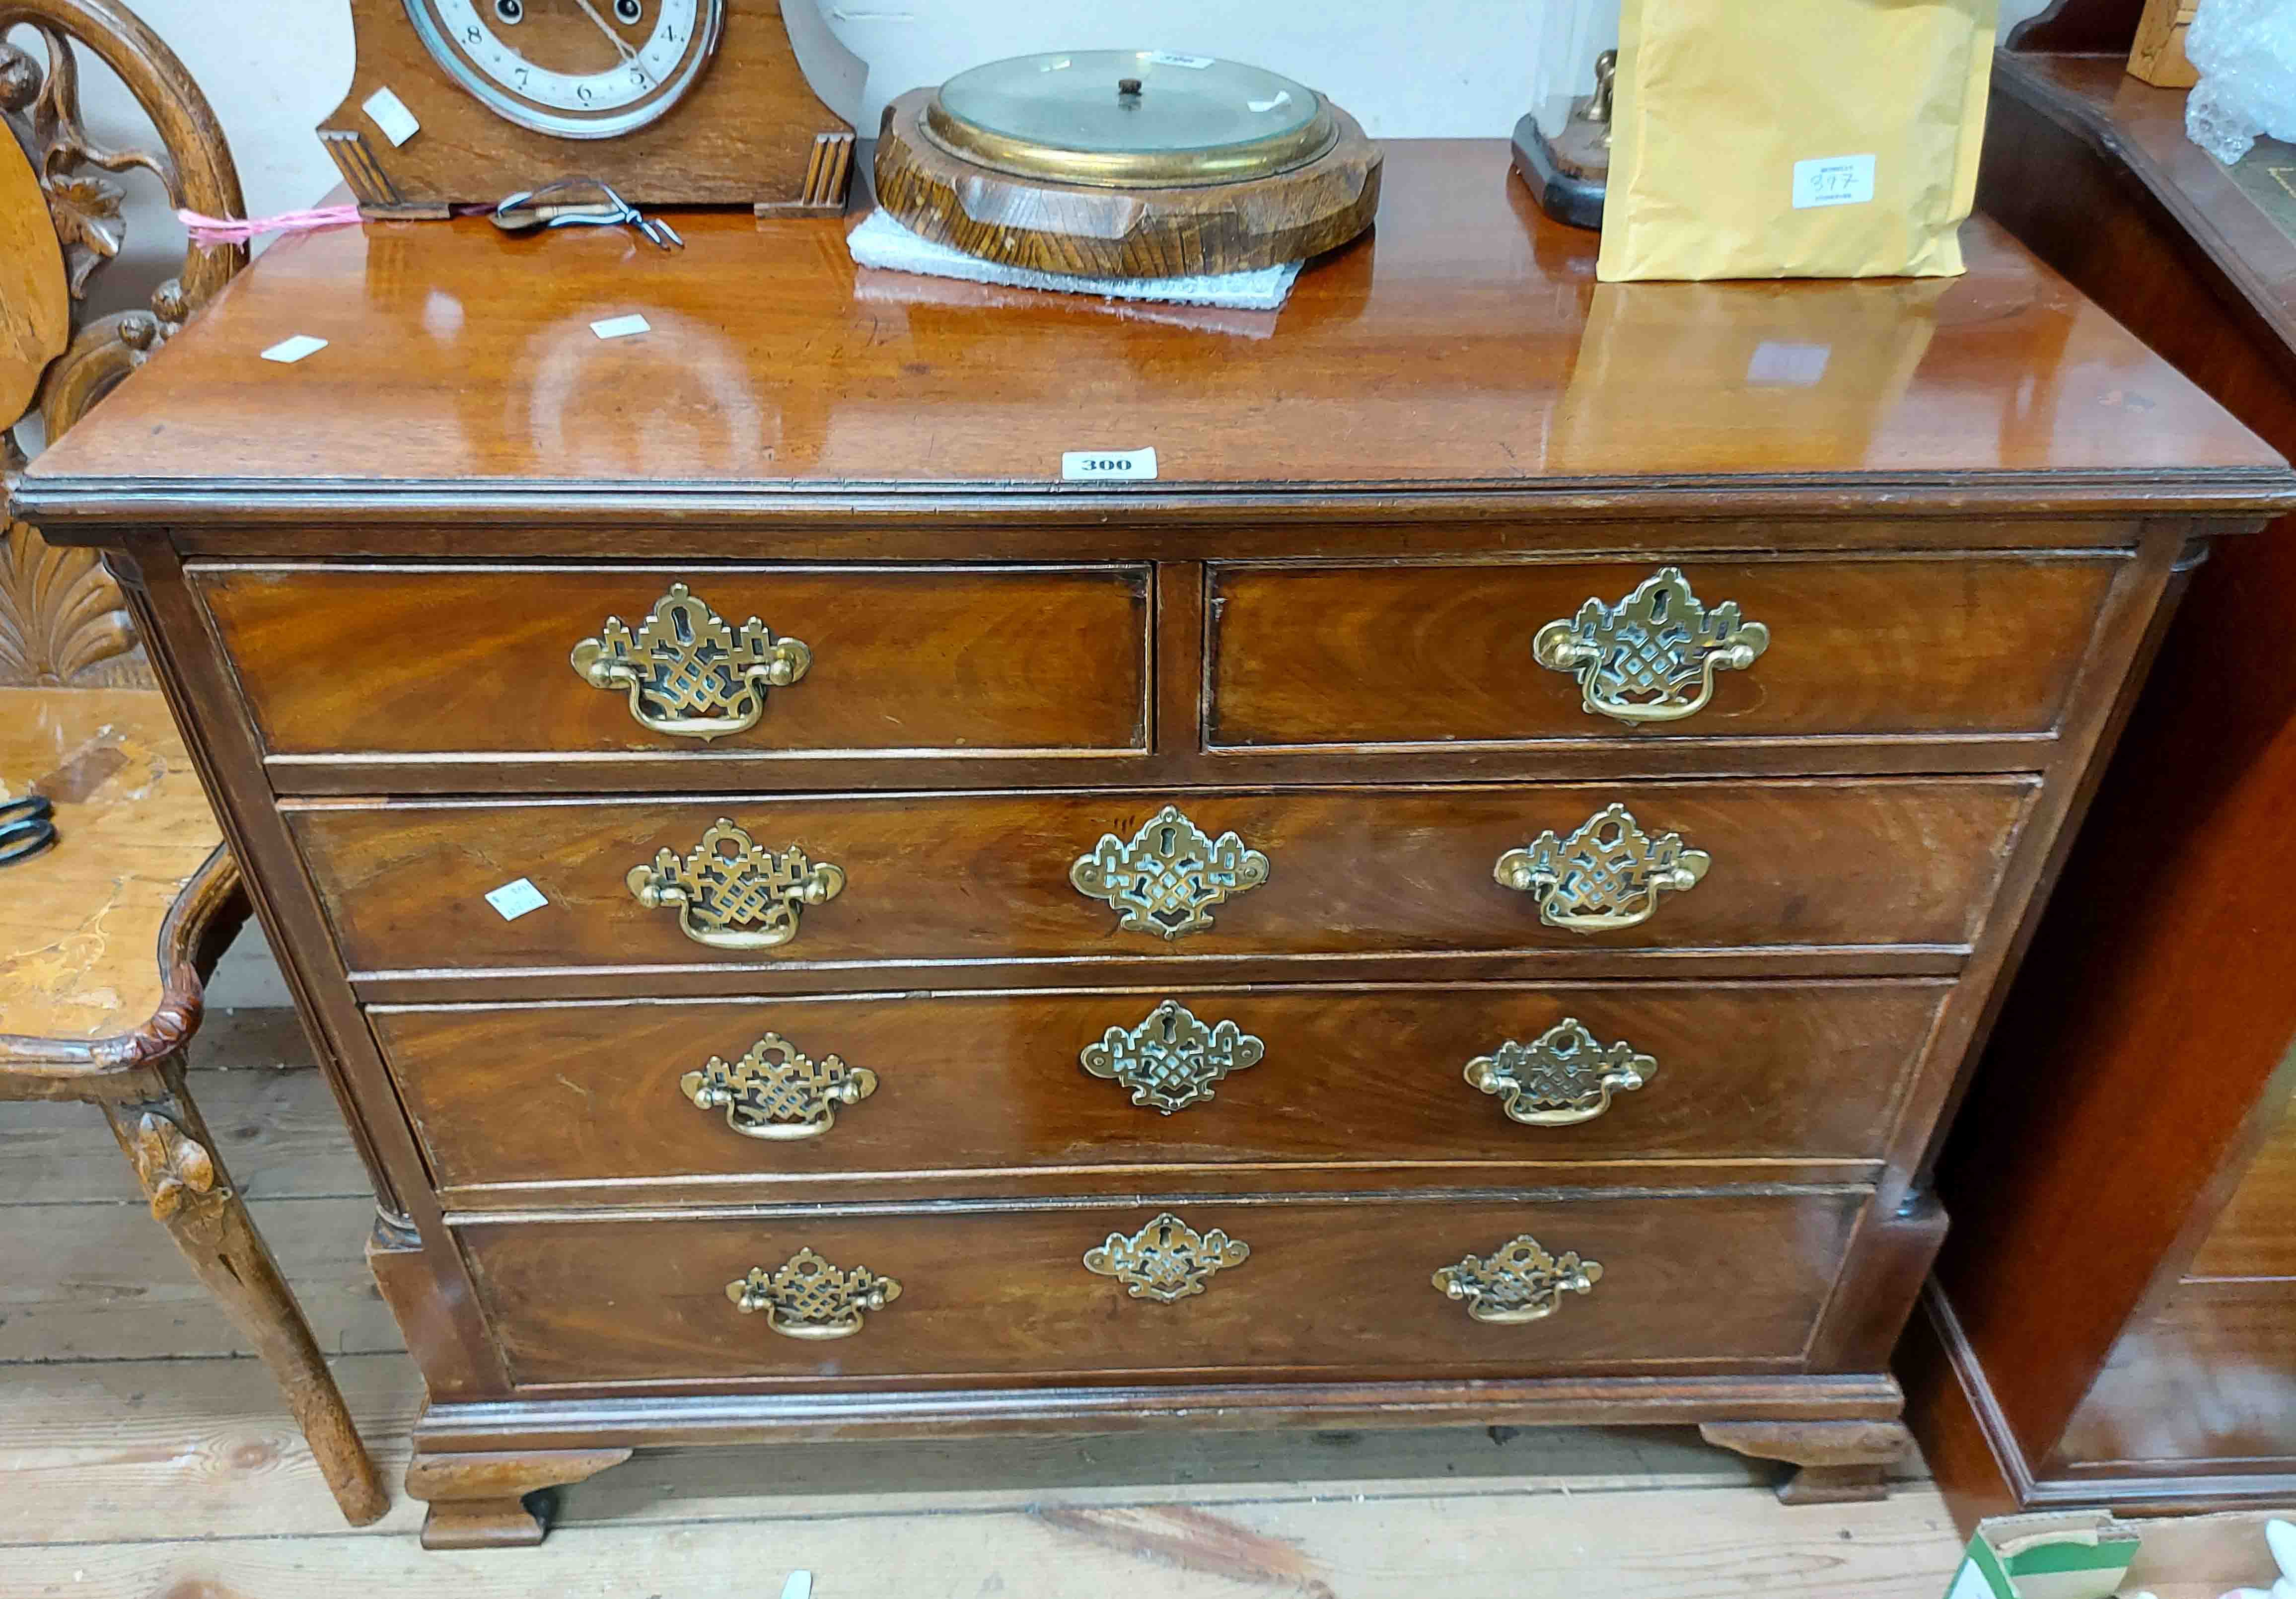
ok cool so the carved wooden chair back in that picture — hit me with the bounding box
[0,0,245,688]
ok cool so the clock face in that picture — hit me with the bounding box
[404,0,726,140]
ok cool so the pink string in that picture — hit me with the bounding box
[177,204,363,245]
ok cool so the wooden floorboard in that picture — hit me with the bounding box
[0,1006,1968,1594]
[0,1189,399,1361]
[4,1486,1966,1597]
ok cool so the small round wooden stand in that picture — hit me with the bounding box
[871,87,1382,279]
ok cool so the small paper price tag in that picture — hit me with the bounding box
[1062,447,1157,482]
[484,877,548,921]
[260,335,328,364]
[362,87,421,148]
[1792,153,1876,210]
[1146,51,1213,69]
[590,314,651,340]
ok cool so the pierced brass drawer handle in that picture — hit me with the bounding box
[727,1248,900,1340]
[628,818,845,950]
[1495,802,1708,934]
[1080,1000,1265,1115]
[1434,1234,1602,1324]
[1466,1019,1655,1127]
[680,1032,877,1141]
[1071,804,1269,941]
[1533,567,1768,726]
[571,582,811,742]
[1083,1211,1250,1303]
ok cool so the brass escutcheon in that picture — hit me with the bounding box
[1080,1000,1265,1115]
[1083,1211,1250,1303]
[1071,804,1269,941]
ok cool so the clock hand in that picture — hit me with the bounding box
[567,0,639,65]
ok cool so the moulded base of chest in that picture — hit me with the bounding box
[401,1371,1914,1548]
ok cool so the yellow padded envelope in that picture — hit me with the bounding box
[1597,0,1998,282]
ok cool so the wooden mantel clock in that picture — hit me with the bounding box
[317,0,861,217]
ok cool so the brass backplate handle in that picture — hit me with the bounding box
[680,1032,878,1141]
[1532,567,1768,726]
[1495,802,1708,934]
[1434,1234,1602,1324]
[1071,804,1270,940]
[571,582,811,742]
[1465,1018,1655,1127]
[628,818,844,950]
[1083,1211,1250,1303]
[727,1248,901,1340]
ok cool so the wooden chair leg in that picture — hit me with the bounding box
[101,1090,390,1527]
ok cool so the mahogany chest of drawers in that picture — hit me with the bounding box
[22,142,2295,1548]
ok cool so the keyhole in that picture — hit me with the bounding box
[615,0,643,20]
[494,0,521,20]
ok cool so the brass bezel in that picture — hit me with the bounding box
[918,90,1340,189]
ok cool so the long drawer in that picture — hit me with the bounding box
[1208,555,2118,748]
[457,1191,1864,1387]
[374,981,1948,1199]
[290,780,2034,976]
[192,563,1152,760]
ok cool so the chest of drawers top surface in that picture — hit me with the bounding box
[18,141,2291,537]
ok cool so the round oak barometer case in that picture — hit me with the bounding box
[404,0,726,139]
[875,50,1381,278]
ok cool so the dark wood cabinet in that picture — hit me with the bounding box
[1902,29,2296,1524]
[18,140,2291,1548]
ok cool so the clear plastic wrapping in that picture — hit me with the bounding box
[2186,0,2296,165]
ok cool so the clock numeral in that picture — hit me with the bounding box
[514,66,528,87]
[463,23,481,44]
[663,24,678,42]
[630,66,649,87]
[576,83,594,103]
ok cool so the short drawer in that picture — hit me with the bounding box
[1208,555,2117,747]
[291,779,2034,977]
[192,563,1150,760]
[457,1191,1863,1387]
[375,981,1947,1199]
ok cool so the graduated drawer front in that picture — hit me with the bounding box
[191,563,1151,759]
[1208,555,2117,747]
[374,982,1947,1197]
[458,1192,1863,1387]
[291,780,2034,975]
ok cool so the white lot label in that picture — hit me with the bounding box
[484,877,549,921]
[363,86,421,147]
[1792,153,1876,209]
[260,335,329,364]
[1146,51,1213,69]
[590,313,651,340]
[1062,447,1158,481]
